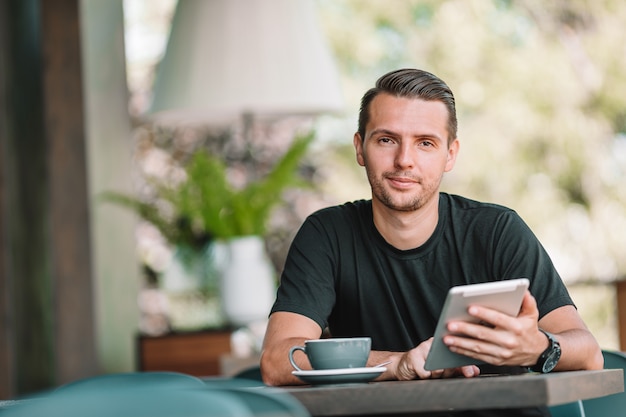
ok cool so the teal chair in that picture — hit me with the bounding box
[3,371,310,417]
[549,400,586,417]
[2,385,254,417]
[201,366,310,417]
[203,386,310,417]
[55,371,205,391]
[582,349,626,417]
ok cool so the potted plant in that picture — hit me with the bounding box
[102,130,315,326]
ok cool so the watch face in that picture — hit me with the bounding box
[542,350,561,373]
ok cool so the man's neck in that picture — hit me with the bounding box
[372,194,440,251]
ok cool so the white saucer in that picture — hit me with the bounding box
[292,367,386,385]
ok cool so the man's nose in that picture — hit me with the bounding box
[394,143,415,169]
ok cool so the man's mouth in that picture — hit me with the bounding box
[386,174,419,189]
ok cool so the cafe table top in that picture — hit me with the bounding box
[281,369,624,416]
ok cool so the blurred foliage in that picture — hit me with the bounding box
[102,130,315,247]
[314,0,626,282]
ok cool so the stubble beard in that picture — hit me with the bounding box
[367,169,442,212]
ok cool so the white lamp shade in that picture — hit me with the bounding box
[148,0,344,124]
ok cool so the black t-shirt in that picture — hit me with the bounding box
[271,193,573,416]
[272,193,572,345]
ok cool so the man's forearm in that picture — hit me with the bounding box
[260,338,311,386]
[553,328,603,371]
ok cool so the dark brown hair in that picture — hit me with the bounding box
[357,68,457,144]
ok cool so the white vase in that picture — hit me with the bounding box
[161,245,212,293]
[216,235,277,327]
[159,244,224,330]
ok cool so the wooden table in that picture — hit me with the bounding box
[283,369,624,416]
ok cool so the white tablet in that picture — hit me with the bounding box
[424,278,530,371]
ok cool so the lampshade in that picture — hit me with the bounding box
[148,0,344,124]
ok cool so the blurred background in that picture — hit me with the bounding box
[1,0,625,399]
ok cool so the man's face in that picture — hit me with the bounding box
[353,93,459,212]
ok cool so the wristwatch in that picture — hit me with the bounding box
[530,329,561,373]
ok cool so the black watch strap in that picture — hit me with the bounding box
[530,329,561,373]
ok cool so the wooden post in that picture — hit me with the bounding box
[41,0,98,385]
[0,0,13,400]
[0,0,97,397]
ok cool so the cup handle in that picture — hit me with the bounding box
[288,345,306,371]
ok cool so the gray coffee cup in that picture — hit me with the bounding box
[288,337,371,371]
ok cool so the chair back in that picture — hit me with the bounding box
[582,349,626,417]
[201,367,310,417]
[55,371,205,392]
[2,386,254,417]
[4,371,310,417]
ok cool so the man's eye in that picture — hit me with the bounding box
[379,137,393,144]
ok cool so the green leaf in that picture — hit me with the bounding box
[100,130,315,245]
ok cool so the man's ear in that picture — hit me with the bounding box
[354,133,365,167]
[445,138,460,172]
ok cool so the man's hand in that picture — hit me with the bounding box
[442,290,547,367]
[391,337,480,380]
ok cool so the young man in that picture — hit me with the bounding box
[260,68,602,416]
